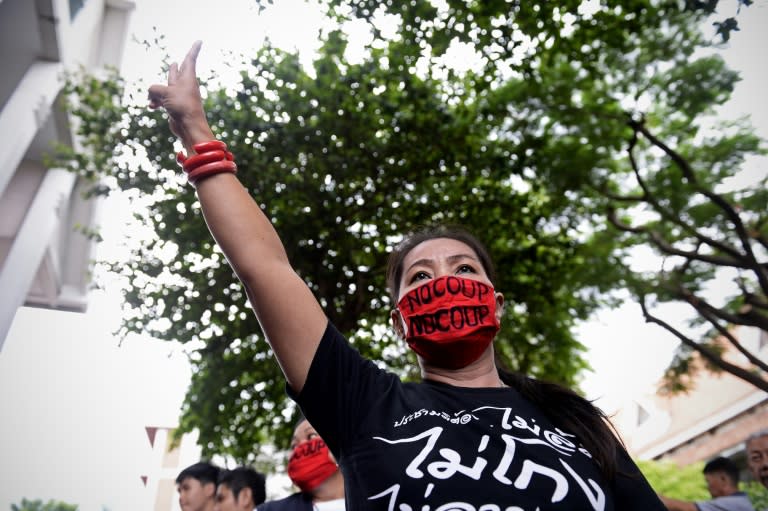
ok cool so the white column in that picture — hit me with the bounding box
[0,167,76,350]
[0,61,63,198]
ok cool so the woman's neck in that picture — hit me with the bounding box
[420,346,504,388]
[311,470,345,502]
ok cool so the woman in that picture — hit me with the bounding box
[149,41,666,510]
[258,418,345,510]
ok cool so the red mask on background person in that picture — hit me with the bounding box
[397,275,500,369]
[287,437,338,493]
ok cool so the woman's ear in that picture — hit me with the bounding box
[390,308,406,339]
[494,292,505,323]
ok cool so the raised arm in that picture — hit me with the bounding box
[148,41,327,393]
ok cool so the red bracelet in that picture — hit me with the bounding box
[193,140,227,153]
[176,149,233,168]
[187,160,237,185]
[182,150,226,173]
[175,140,237,186]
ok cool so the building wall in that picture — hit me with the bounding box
[657,400,768,466]
[142,427,204,511]
[0,0,135,349]
[612,326,767,472]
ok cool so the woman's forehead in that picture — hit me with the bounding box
[402,238,478,267]
[293,419,316,438]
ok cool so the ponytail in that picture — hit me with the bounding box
[499,369,622,481]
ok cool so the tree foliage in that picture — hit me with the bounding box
[385,3,760,398]
[324,0,768,394]
[11,499,78,511]
[58,33,597,461]
[609,112,767,394]
[744,481,768,509]
[56,0,766,462]
[637,459,768,508]
[636,459,709,500]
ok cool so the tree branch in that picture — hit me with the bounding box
[675,283,768,333]
[647,230,753,269]
[640,297,768,392]
[751,218,768,251]
[607,209,754,269]
[631,119,768,295]
[598,189,645,203]
[693,303,768,373]
[625,121,745,262]
[744,291,768,312]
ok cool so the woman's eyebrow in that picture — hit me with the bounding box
[446,253,479,263]
[405,253,478,274]
[405,258,434,273]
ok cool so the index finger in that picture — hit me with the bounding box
[181,40,203,75]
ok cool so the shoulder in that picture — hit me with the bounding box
[712,491,753,503]
[699,492,755,511]
[257,492,312,511]
[307,320,397,384]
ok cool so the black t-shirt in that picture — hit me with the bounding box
[290,321,665,510]
[257,492,313,511]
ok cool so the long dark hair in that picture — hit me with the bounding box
[386,224,621,481]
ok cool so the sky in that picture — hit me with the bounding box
[0,0,766,509]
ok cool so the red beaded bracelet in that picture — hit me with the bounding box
[176,141,237,186]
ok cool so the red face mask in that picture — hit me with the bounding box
[397,275,500,369]
[287,438,338,493]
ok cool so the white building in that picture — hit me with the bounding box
[142,426,205,511]
[0,0,134,348]
[611,326,768,472]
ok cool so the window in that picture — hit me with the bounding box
[69,0,85,20]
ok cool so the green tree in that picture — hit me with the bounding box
[11,498,78,511]
[602,110,767,394]
[56,0,766,461]
[327,0,768,393]
[637,459,709,500]
[638,460,768,509]
[59,32,596,461]
[744,481,768,509]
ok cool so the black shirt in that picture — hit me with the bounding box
[290,321,665,510]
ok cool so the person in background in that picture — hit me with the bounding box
[176,461,221,511]
[258,417,345,511]
[660,456,754,511]
[747,429,768,492]
[215,466,267,511]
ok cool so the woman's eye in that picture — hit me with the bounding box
[410,271,430,283]
[457,264,475,274]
